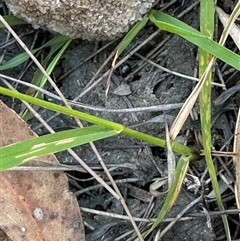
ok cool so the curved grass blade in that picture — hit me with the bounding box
[0,35,70,70]
[21,38,72,120]
[135,155,190,240]
[0,125,117,171]
[115,15,149,60]
[149,9,240,71]
[107,15,149,95]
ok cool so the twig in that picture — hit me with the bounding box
[81,207,194,223]
[157,195,202,239]
[75,178,140,196]
[0,73,184,113]
[135,53,225,87]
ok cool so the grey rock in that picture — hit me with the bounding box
[4,0,155,40]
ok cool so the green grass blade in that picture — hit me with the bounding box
[199,1,230,239]
[21,38,72,120]
[0,15,25,28]
[39,38,72,88]
[0,125,117,171]
[0,86,200,159]
[149,9,240,71]
[0,35,70,70]
[117,15,149,57]
[135,155,190,240]
[111,15,149,69]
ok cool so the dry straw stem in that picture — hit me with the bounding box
[233,109,240,209]
[216,6,240,50]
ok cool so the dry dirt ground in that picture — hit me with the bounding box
[0,0,240,240]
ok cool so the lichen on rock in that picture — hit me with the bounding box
[4,0,155,40]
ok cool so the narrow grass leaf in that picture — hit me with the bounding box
[135,155,190,240]
[21,38,72,120]
[107,15,149,95]
[199,1,230,240]
[0,35,70,70]
[113,15,149,65]
[149,9,240,71]
[0,125,117,171]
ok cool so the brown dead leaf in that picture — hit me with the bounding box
[233,108,240,209]
[0,100,85,241]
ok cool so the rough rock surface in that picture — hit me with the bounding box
[4,0,155,40]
